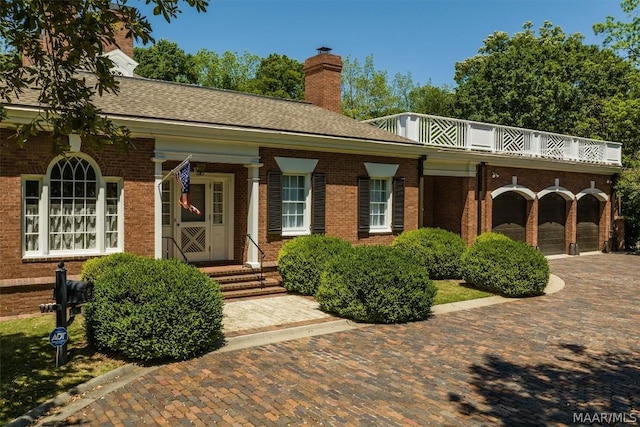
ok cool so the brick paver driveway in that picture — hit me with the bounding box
[63,254,640,426]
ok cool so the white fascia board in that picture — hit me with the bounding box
[423,148,621,175]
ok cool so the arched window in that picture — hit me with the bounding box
[22,155,122,257]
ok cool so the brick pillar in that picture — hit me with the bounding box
[566,198,577,253]
[527,199,538,247]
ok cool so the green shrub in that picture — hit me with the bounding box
[277,234,352,295]
[84,258,224,361]
[80,252,146,283]
[460,232,549,297]
[316,245,436,324]
[392,228,467,279]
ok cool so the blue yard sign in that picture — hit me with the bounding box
[49,327,68,347]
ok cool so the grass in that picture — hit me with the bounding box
[0,314,125,425]
[433,280,494,305]
[0,280,493,424]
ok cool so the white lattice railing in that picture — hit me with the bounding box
[364,113,623,166]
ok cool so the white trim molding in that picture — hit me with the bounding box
[274,157,319,174]
[537,186,575,201]
[491,184,537,200]
[364,162,399,178]
[576,187,609,202]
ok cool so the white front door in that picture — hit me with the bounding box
[175,176,233,263]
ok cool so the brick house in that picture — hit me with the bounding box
[0,44,623,316]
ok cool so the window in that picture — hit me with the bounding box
[282,174,309,234]
[370,178,392,231]
[267,157,324,237]
[358,163,404,235]
[22,155,123,257]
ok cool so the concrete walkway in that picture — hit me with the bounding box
[10,252,640,426]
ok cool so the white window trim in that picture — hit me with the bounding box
[369,177,393,233]
[22,175,45,257]
[275,157,318,237]
[281,173,312,237]
[104,178,124,253]
[365,163,398,234]
[21,154,124,259]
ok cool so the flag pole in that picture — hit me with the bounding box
[158,155,192,188]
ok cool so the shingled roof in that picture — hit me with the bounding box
[7,73,418,146]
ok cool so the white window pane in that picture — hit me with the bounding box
[87,216,96,232]
[87,233,96,249]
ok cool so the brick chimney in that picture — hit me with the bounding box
[303,47,343,114]
[22,4,134,66]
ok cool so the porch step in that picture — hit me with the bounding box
[198,262,287,300]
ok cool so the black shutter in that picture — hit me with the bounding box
[393,177,405,232]
[358,176,370,234]
[267,171,282,235]
[312,173,326,234]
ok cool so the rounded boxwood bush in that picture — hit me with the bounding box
[277,234,352,295]
[84,257,224,361]
[460,232,549,297]
[80,252,145,283]
[392,227,467,279]
[316,245,436,324]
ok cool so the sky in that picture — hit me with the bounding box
[136,0,627,88]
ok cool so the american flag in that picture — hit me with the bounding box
[174,161,202,215]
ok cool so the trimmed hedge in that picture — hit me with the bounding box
[316,245,436,324]
[84,257,224,361]
[277,234,352,295]
[392,227,467,279]
[460,232,549,297]
[80,252,145,283]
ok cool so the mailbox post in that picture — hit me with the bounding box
[54,262,68,366]
[40,262,94,367]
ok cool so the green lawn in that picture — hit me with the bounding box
[0,315,125,425]
[433,280,494,305]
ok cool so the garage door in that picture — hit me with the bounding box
[538,193,566,255]
[492,192,527,242]
[577,194,600,252]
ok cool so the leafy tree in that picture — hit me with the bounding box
[593,0,640,68]
[594,0,640,250]
[192,49,259,91]
[408,83,456,117]
[341,54,399,120]
[0,0,207,154]
[453,21,635,138]
[133,39,198,83]
[243,53,304,100]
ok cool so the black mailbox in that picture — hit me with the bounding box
[66,280,94,305]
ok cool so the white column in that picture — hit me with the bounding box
[244,163,263,268]
[153,158,166,259]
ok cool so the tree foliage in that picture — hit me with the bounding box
[133,39,197,83]
[192,49,259,90]
[243,54,304,100]
[453,21,636,139]
[0,0,207,154]
[593,0,640,68]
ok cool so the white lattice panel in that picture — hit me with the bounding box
[181,227,206,253]
[579,141,603,163]
[428,118,461,147]
[497,128,527,154]
[543,134,566,159]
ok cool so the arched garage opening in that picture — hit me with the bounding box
[537,193,567,255]
[492,192,527,242]
[577,194,601,252]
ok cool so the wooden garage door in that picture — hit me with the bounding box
[538,193,566,255]
[492,192,527,242]
[577,194,600,252]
